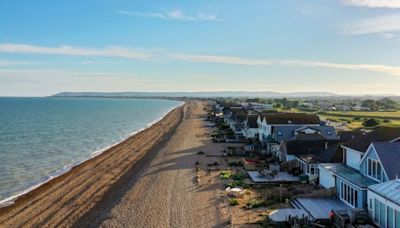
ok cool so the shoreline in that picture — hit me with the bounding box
[0,101,186,219]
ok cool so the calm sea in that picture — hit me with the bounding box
[0,97,183,203]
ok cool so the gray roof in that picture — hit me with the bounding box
[273,125,339,142]
[368,180,400,206]
[372,142,400,180]
[319,163,378,188]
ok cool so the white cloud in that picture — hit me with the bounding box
[2,43,400,77]
[117,9,221,21]
[0,60,36,67]
[343,14,400,35]
[169,53,400,76]
[0,43,150,60]
[343,0,400,8]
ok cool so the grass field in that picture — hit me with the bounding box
[289,109,400,130]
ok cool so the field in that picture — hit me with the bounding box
[290,109,400,130]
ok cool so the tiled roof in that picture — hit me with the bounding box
[372,142,400,180]
[263,113,320,125]
[343,127,400,153]
[246,115,258,128]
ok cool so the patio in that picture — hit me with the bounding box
[292,197,351,220]
[247,171,300,183]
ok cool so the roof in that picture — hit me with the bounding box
[263,113,320,125]
[283,139,339,162]
[337,130,365,142]
[368,179,400,206]
[298,154,323,163]
[343,127,400,153]
[273,125,339,142]
[293,133,326,141]
[246,115,258,128]
[372,142,400,180]
[319,163,378,188]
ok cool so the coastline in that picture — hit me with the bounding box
[0,101,186,226]
[0,101,184,209]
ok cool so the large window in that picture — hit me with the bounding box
[373,198,400,228]
[339,181,358,207]
[367,158,383,181]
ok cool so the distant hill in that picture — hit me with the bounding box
[52,91,399,99]
[52,91,339,98]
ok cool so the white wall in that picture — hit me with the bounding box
[318,165,336,189]
[345,147,362,170]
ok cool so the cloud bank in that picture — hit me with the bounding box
[117,9,221,21]
[1,43,400,77]
[343,0,400,9]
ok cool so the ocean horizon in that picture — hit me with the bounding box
[0,97,183,204]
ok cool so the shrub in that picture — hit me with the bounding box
[232,172,247,181]
[230,198,239,206]
[228,161,243,167]
[226,180,246,188]
[219,170,232,179]
[363,118,380,127]
[247,199,265,208]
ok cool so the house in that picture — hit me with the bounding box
[223,107,247,135]
[319,142,400,209]
[341,127,400,170]
[367,179,400,227]
[279,136,340,181]
[241,115,259,139]
[270,125,338,159]
[257,113,321,149]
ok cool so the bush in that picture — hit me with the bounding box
[228,161,243,167]
[219,170,232,179]
[247,199,265,208]
[232,172,247,181]
[226,180,246,188]
[363,118,380,127]
[230,198,239,206]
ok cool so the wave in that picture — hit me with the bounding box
[0,101,184,208]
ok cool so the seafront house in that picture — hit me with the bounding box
[257,113,321,152]
[319,141,400,209]
[241,115,259,139]
[271,125,338,159]
[341,127,400,170]
[279,136,340,182]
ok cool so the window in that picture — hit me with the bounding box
[395,210,400,228]
[375,199,380,224]
[327,130,332,135]
[388,207,394,228]
[367,158,383,181]
[380,201,386,227]
[339,181,358,207]
[277,131,282,136]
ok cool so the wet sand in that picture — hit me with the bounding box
[0,101,229,228]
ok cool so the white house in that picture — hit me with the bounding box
[242,115,259,139]
[257,113,321,143]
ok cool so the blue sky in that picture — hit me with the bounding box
[1,0,400,96]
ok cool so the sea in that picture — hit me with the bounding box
[0,97,183,205]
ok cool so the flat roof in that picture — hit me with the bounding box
[369,179,400,206]
[319,163,378,188]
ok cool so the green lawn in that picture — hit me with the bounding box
[289,109,400,129]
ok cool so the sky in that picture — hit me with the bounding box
[1,0,400,96]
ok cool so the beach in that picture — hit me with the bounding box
[0,101,229,227]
